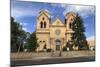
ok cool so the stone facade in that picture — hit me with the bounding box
[88,39,95,50]
[36,10,76,51]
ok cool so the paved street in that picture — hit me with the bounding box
[11,56,95,67]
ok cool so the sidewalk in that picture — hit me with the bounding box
[11,55,94,61]
[11,56,95,66]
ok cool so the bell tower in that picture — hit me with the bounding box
[65,12,76,30]
[36,10,51,51]
[65,12,76,42]
[37,10,51,31]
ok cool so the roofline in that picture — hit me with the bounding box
[50,17,65,25]
[37,10,51,19]
[65,12,77,17]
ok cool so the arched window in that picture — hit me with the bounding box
[70,18,73,21]
[40,21,43,28]
[43,41,45,42]
[42,17,45,20]
[44,21,46,28]
[70,18,75,24]
[69,23,72,29]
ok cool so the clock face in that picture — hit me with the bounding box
[55,29,61,35]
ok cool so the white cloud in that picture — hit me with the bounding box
[87,36,95,40]
[19,22,29,32]
[23,23,28,26]
[50,3,67,8]
[20,22,28,26]
[51,15,54,18]
[11,0,40,18]
[11,7,40,18]
[63,5,95,18]
[84,23,88,27]
[22,27,28,32]
[50,3,95,18]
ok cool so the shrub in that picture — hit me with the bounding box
[62,46,67,51]
[47,49,52,52]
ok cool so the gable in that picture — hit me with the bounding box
[51,18,65,27]
[38,11,50,19]
[38,13,49,20]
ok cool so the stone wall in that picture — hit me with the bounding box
[62,51,95,58]
[11,51,95,60]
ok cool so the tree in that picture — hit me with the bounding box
[11,17,27,52]
[71,14,89,50]
[23,32,30,50]
[27,32,39,52]
[11,17,21,52]
[17,30,27,52]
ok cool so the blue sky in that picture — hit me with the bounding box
[11,0,95,40]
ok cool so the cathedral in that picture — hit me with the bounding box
[36,10,77,51]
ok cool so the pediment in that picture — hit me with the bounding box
[51,18,65,26]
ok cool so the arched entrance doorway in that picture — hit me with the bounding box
[55,39,61,51]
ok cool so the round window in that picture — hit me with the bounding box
[55,29,61,35]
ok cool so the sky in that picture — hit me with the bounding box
[11,0,95,40]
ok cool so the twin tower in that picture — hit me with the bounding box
[36,10,76,51]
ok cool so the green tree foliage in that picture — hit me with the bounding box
[71,14,89,50]
[62,46,67,51]
[11,17,27,52]
[26,32,39,52]
[11,17,39,52]
[11,17,20,52]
